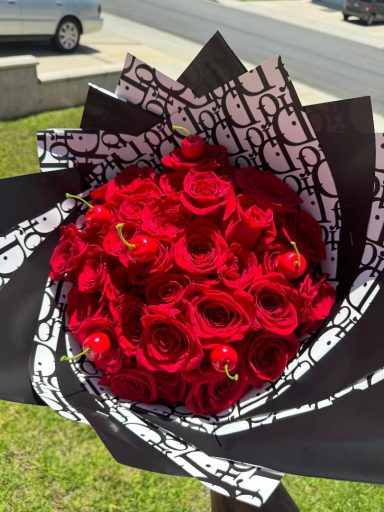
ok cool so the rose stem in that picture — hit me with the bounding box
[116,223,137,250]
[290,240,301,268]
[172,124,192,139]
[224,364,239,382]
[60,347,90,362]
[65,192,93,210]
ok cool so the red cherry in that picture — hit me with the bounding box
[86,205,112,231]
[116,224,160,263]
[60,332,111,363]
[65,193,111,231]
[210,345,239,381]
[181,134,206,160]
[277,251,307,279]
[129,234,159,263]
[84,332,111,360]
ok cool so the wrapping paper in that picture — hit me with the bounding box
[1,33,383,507]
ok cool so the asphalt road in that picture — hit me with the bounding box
[102,0,384,116]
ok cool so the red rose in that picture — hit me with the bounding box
[248,273,298,335]
[185,373,250,415]
[93,346,126,373]
[183,284,254,347]
[243,331,299,384]
[174,220,227,277]
[50,224,88,281]
[90,165,154,204]
[224,194,276,251]
[180,171,236,219]
[102,264,133,304]
[113,295,147,356]
[117,193,156,224]
[235,168,302,212]
[183,350,239,384]
[161,143,228,172]
[66,286,106,336]
[105,165,158,205]
[298,275,336,335]
[101,367,158,403]
[158,170,187,194]
[142,194,191,240]
[110,177,161,206]
[155,371,188,405]
[145,272,191,307]
[137,311,203,373]
[283,210,326,263]
[218,243,262,290]
[182,354,222,383]
[77,245,107,293]
[89,182,108,204]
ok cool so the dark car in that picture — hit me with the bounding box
[343,0,384,24]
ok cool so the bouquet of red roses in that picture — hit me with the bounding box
[1,32,384,508]
[50,129,335,417]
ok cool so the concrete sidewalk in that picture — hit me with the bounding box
[39,14,202,82]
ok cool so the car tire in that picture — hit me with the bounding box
[365,13,375,25]
[343,13,349,20]
[52,17,81,52]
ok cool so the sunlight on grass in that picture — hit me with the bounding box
[0,107,83,179]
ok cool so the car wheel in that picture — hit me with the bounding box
[343,13,349,20]
[365,13,375,25]
[52,18,80,52]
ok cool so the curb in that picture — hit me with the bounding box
[0,55,120,120]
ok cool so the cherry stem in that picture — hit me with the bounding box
[60,347,89,362]
[172,124,192,139]
[65,192,93,210]
[290,241,301,268]
[116,223,137,250]
[224,364,239,382]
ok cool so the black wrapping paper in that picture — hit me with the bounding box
[81,87,160,135]
[0,166,94,233]
[144,366,384,484]
[0,166,95,405]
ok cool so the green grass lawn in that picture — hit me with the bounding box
[1,107,384,511]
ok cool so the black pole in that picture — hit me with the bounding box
[210,484,300,512]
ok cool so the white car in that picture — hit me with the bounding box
[0,0,103,52]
